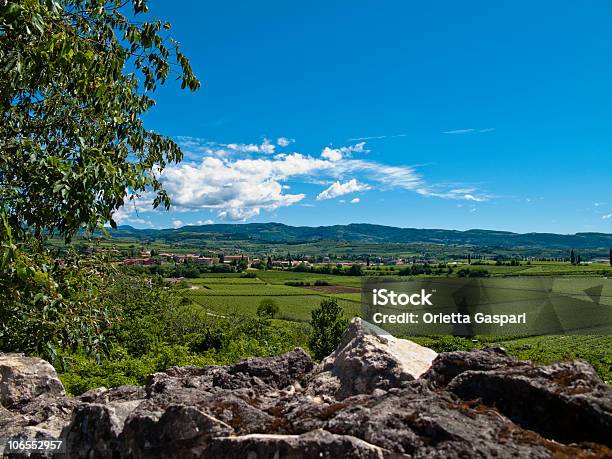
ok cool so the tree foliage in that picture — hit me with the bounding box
[0,0,199,240]
[256,298,279,319]
[309,298,348,360]
[0,208,117,362]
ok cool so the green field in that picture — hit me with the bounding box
[184,290,360,322]
[180,274,360,322]
[255,270,363,286]
[175,269,611,383]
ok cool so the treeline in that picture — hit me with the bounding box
[292,263,364,276]
[127,262,243,278]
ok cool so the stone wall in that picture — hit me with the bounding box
[1,318,610,458]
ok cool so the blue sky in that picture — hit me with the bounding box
[117,0,612,233]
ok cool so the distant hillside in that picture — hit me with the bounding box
[107,223,612,250]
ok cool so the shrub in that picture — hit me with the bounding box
[309,298,348,360]
[314,280,330,286]
[457,267,490,278]
[256,298,279,318]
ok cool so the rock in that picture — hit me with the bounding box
[2,426,61,459]
[63,399,143,459]
[78,384,145,404]
[0,353,65,409]
[223,347,314,389]
[145,348,314,397]
[307,318,438,399]
[1,326,611,458]
[422,347,531,388]
[203,429,392,459]
[122,405,234,459]
[447,359,612,447]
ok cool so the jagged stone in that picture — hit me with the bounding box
[78,384,145,404]
[422,347,531,388]
[307,318,438,399]
[122,404,234,459]
[203,429,393,459]
[63,399,141,459]
[2,426,61,459]
[0,353,65,409]
[0,321,610,458]
[448,359,612,447]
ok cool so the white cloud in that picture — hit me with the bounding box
[225,138,275,154]
[350,198,360,204]
[603,214,612,220]
[416,187,489,202]
[443,129,475,135]
[321,147,343,162]
[172,219,184,228]
[347,134,406,141]
[160,155,314,221]
[443,128,495,135]
[316,179,371,200]
[159,137,490,221]
[277,137,294,147]
[111,207,154,227]
[320,142,368,162]
[463,194,486,202]
[186,219,214,226]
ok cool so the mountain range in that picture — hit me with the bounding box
[107,223,612,250]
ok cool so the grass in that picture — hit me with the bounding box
[184,291,360,322]
[255,270,363,287]
[177,270,611,383]
[186,283,318,296]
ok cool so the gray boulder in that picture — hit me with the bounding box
[0,353,65,409]
[447,359,612,447]
[422,347,531,388]
[307,318,438,399]
[1,320,611,458]
[203,429,392,459]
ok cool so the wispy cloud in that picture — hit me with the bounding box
[443,128,495,135]
[603,214,612,220]
[350,197,360,204]
[417,187,489,202]
[347,134,407,141]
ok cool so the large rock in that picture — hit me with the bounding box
[203,430,392,459]
[0,353,65,408]
[307,318,438,399]
[447,359,612,447]
[1,322,611,458]
[422,347,531,388]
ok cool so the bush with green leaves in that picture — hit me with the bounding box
[309,298,348,360]
[0,209,116,363]
[51,276,313,395]
[256,298,280,318]
[457,267,490,278]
